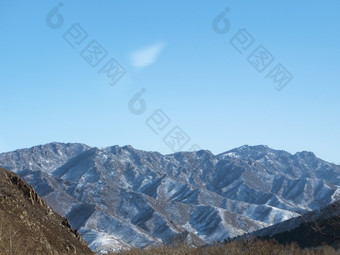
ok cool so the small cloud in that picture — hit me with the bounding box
[130,43,166,68]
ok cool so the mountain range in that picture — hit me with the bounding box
[0,143,339,253]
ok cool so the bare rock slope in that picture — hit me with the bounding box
[0,167,94,255]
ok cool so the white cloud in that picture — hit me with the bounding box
[130,43,166,68]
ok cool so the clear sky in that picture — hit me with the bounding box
[1,0,339,163]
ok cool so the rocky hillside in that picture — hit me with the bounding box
[0,167,94,255]
[0,143,339,253]
[248,200,340,250]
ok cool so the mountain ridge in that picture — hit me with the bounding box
[0,142,339,253]
[245,199,340,250]
[0,167,94,254]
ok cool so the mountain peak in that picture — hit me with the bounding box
[218,144,274,160]
[295,151,317,158]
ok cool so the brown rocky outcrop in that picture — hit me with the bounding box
[0,167,94,254]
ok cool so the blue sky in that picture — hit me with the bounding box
[1,0,339,163]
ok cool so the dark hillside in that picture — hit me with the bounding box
[0,167,94,255]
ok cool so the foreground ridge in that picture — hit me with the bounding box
[0,167,94,254]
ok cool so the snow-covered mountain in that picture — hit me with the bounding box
[247,200,340,249]
[0,143,339,253]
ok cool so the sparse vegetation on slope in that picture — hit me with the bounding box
[247,200,340,251]
[0,168,94,255]
[109,239,337,255]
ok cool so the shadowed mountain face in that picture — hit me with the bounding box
[0,143,339,253]
[0,167,93,255]
[249,200,340,250]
